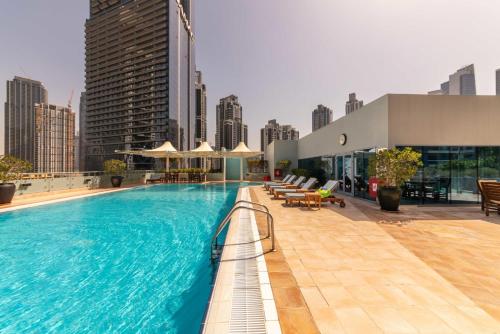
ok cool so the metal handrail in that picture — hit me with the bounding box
[211,201,275,262]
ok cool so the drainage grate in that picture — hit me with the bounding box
[229,207,267,334]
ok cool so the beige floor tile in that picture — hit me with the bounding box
[334,307,383,334]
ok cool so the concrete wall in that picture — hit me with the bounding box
[298,95,389,159]
[265,140,298,180]
[388,94,500,147]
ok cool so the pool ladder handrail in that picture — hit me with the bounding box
[210,200,275,263]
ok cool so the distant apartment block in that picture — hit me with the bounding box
[312,104,332,131]
[260,119,299,152]
[195,71,207,146]
[428,64,476,96]
[74,133,80,171]
[496,69,500,96]
[79,92,87,171]
[345,93,364,115]
[34,104,75,172]
[215,95,248,150]
[85,0,195,170]
[4,76,48,164]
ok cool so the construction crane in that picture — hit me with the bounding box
[68,89,74,109]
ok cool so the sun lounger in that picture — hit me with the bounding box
[284,180,346,208]
[273,178,317,199]
[264,175,295,190]
[264,174,292,188]
[145,173,164,184]
[269,176,305,195]
[478,180,500,216]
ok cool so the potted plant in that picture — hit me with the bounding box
[369,147,422,211]
[0,155,32,204]
[104,159,127,187]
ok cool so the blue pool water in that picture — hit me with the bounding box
[0,183,243,333]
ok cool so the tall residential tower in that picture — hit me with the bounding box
[345,93,364,115]
[195,71,207,146]
[312,104,332,132]
[215,95,248,150]
[4,76,48,163]
[34,104,75,173]
[260,119,299,152]
[428,64,476,96]
[85,0,195,170]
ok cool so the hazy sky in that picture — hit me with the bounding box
[1,0,499,152]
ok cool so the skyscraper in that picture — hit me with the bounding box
[215,95,248,150]
[260,119,299,152]
[79,92,87,171]
[428,64,476,96]
[345,93,364,115]
[34,104,75,172]
[85,0,195,170]
[4,76,48,163]
[312,104,332,131]
[195,71,207,146]
[496,69,500,96]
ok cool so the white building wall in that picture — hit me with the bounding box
[298,95,389,159]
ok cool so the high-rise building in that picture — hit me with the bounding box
[195,71,207,146]
[85,0,195,170]
[4,76,48,163]
[260,119,299,152]
[34,104,75,172]
[74,133,80,171]
[312,104,333,131]
[428,64,476,96]
[496,69,500,96]
[345,93,364,115]
[215,95,248,150]
[79,92,87,171]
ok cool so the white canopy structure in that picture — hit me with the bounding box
[115,141,181,171]
[223,142,262,181]
[115,141,261,181]
[185,141,220,174]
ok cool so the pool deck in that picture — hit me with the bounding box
[249,186,500,334]
[0,185,141,212]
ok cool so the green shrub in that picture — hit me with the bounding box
[104,159,127,175]
[0,155,32,183]
[368,147,422,187]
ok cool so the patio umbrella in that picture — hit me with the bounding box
[184,142,221,179]
[142,141,180,172]
[116,141,180,171]
[223,142,262,181]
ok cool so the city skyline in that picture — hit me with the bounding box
[1,1,500,152]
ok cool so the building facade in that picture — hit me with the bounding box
[496,69,500,96]
[79,92,87,171]
[215,95,248,150]
[34,104,75,173]
[4,76,48,164]
[195,71,207,146]
[260,119,299,152]
[428,64,476,96]
[85,0,195,170]
[345,93,364,115]
[312,104,332,131]
[267,94,500,204]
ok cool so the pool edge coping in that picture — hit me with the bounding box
[202,187,282,334]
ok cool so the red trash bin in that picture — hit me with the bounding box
[368,177,379,200]
[274,168,282,178]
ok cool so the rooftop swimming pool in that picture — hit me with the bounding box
[0,183,245,333]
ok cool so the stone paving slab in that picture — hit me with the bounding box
[250,186,500,334]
